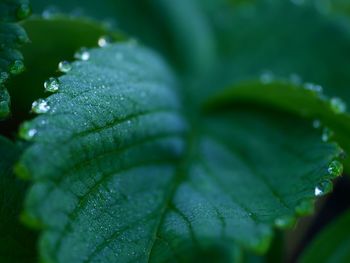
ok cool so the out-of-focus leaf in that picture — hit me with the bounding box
[29,0,217,73]
[0,136,36,262]
[300,210,350,263]
[193,1,350,104]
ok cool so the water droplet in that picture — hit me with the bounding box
[19,122,37,140]
[274,215,295,229]
[0,72,9,84]
[327,160,343,178]
[321,127,334,142]
[289,73,302,85]
[98,36,112,47]
[31,99,50,114]
[70,8,85,17]
[58,61,72,73]
[312,119,321,129]
[9,60,25,75]
[295,199,314,216]
[127,38,138,47]
[16,3,31,20]
[44,77,59,92]
[304,82,323,93]
[330,97,346,114]
[260,71,274,84]
[314,180,333,197]
[42,6,60,19]
[74,47,90,61]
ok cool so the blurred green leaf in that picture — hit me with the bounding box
[300,210,350,263]
[0,136,36,262]
[29,0,216,73]
[193,1,350,104]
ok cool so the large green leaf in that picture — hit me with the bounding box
[0,136,36,262]
[0,0,30,119]
[16,43,344,262]
[300,210,350,263]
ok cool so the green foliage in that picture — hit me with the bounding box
[1,0,350,262]
[15,42,343,262]
[300,210,350,263]
[0,136,36,262]
[0,0,30,118]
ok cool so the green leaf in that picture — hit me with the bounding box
[300,210,350,263]
[29,0,216,73]
[0,0,31,22]
[0,136,37,262]
[16,43,343,262]
[0,0,30,119]
[195,1,350,103]
[205,80,350,171]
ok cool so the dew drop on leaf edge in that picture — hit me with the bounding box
[9,60,25,75]
[42,6,60,19]
[314,180,333,197]
[327,160,343,178]
[303,82,323,93]
[19,122,37,140]
[31,99,50,114]
[98,35,112,47]
[44,77,59,92]
[274,215,295,229]
[321,127,334,142]
[259,71,274,84]
[330,97,347,114]
[58,61,72,73]
[312,119,321,129]
[74,47,90,61]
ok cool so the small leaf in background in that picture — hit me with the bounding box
[0,0,30,119]
[0,136,36,262]
[300,210,350,263]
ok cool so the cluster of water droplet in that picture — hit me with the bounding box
[314,160,343,198]
[258,70,348,115]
